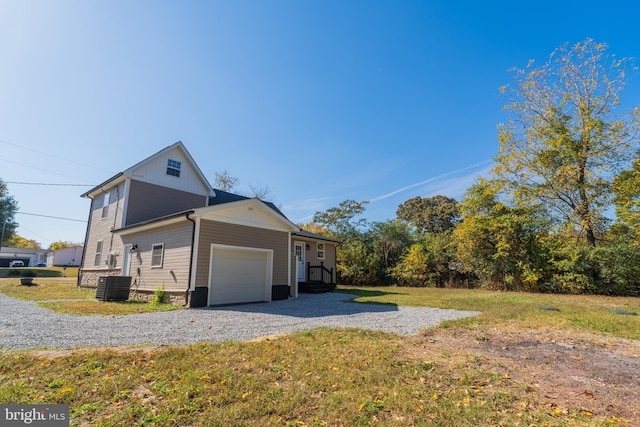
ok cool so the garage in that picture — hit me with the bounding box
[208,244,273,305]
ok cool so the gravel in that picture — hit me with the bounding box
[0,292,479,350]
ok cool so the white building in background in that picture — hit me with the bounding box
[0,247,48,267]
[46,246,83,267]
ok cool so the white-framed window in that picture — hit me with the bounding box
[101,191,110,219]
[317,242,325,259]
[94,240,103,267]
[151,243,164,268]
[167,159,181,177]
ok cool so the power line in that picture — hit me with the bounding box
[16,212,87,223]
[0,138,113,173]
[6,181,96,187]
[2,159,96,183]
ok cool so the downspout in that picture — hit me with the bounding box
[184,211,196,307]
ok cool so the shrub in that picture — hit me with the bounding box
[151,284,165,306]
[21,270,37,278]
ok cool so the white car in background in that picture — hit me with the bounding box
[9,260,25,267]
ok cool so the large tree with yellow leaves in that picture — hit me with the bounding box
[494,39,640,246]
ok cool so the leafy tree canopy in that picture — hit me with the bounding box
[49,240,82,251]
[613,157,640,235]
[495,38,640,245]
[313,200,369,239]
[0,178,19,246]
[396,195,460,234]
[5,234,40,249]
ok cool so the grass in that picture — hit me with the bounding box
[0,328,606,426]
[0,283,638,425]
[0,267,78,278]
[0,279,95,301]
[338,286,640,341]
[0,279,179,315]
[37,300,181,315]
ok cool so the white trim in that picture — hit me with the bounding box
[192,198,299,232]
[94,240,103,267]
[317,242,325,260]
[294,241,305,282]
[120,179,131,228]
[151,242,164,268]
[122,244,132,276]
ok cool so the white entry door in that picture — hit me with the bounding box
[122,244,132,276]
[294,242,305,281]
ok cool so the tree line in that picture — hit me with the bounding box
[309,39,640,296]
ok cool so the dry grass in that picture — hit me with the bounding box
[338,286,640,340]
[0,284,638,425]
[0,279,179,315]
[0,328,612,426]
[0,279,95,301]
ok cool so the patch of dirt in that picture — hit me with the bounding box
[404,325,640,424]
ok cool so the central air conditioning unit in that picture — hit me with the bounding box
[96,276,132,302]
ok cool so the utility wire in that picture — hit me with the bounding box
[5,181,96,187]
[2,159,96,183]
[16,211,87,223]
[0,138,113,173]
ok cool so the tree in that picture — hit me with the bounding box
[396,195,460,234]
[313,200,376,285]
[5,234,41,249]
[371,220,414,270]
[49,241,77,251]
[247,182,273,200]
[613,157,640,236]
[390,233,458,287]
[453,179,550,291]
[213,169,239,192]
[495,38,640,246]
[297,221,329,235]
[0,178,19,246]
[313,200,369,239]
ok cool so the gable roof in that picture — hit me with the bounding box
[194,198,300,232]
[81,141,214,198]
[114,198,300,235]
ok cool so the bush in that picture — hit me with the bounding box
[151,284,165,306]
[21,270,37,278]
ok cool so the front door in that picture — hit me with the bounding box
[294,242,305,281]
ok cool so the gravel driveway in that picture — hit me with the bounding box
[0,292,479,350]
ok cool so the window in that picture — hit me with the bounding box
[151,243,164,267]
[167,159,181,177]
[317,242,325,259]
[94,241,103,266]
[101,191,110,218]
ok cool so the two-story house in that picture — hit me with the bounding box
[78,142,337,307]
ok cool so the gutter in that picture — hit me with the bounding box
[184,212,197,307]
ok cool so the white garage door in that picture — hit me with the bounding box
[208,244,273,305]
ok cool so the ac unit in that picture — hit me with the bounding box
[105,253,117,268]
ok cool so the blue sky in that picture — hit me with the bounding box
[2,1,640,248]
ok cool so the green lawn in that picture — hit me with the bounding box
[338,286,640,340]
[0,284,637,426]
[0,279,179,315]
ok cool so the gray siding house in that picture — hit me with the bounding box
[78,142,337,307]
